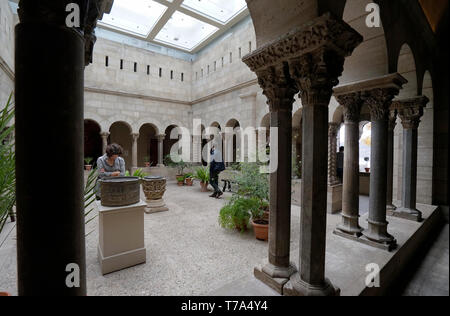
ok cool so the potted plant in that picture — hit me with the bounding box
[176,175,185,186]
[84,157,93,171]
[250,201,269,241]
[195,166,210,192]
[184,173,194,186]
[219,197,259,233]
[144,156,151,168]
[164,154,190,182]
[364,157,370,173]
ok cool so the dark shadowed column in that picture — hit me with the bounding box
[389,96,429,222]
[361,74,407,251]
[15,0,112,296]
[334,92,364,238]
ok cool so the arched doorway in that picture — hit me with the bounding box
[138,124,158,167]
[109,121,133,172]
[84,119,102,167]
[163,125,180,161]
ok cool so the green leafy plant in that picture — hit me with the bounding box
[219,197,260,233]
[194,166,210,183]
[144,156,150,163]
[125,168,148,179]
[84,167,99,236]
[0,93,15,234]
[164,154,189,175]
[84,157,93,165]
[184,173,194,180]
[234,162,269,205]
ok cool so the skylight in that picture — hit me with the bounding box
[155,11,218,51]
[95,0,249,52]
[182,0,247,24]
[99,0,167,37]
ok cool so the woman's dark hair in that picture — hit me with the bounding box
[106,143,123,158]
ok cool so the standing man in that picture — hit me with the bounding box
[210,144,226,198]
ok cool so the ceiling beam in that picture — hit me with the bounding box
[147,0,183,40]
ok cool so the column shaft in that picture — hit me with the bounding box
[157,135,165,167]
[15,23,86,295]
[101,132,109,155]
[132,133,139,168]
[386,113,396,210]
[402,128,418,210]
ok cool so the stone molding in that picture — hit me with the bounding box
[393,96,429,129]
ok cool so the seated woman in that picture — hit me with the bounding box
[95,143,126,200]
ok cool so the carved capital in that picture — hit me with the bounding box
[393,96,429,129]
[131,133,140,142]
[255,65,298,113]
[17,0,113,65]
[100,132,110,138]
[156,134,166,142]
[362,88,400,121]
[289,49,345,107]
[336,92,362,123]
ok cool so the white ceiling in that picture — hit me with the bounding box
[98,0,249,53]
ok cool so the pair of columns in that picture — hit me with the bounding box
[243,13,363,296]
[333,77,427,251]
[102,132,165,168]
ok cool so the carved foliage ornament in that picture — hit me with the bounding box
[242,13,363,72]
[336,92,362,123]
[393,96,429,129]
[362,88,399,121]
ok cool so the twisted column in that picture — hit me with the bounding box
[328,123,340,186]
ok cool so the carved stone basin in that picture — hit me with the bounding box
[141,176,166,201]
[99,177,141,207]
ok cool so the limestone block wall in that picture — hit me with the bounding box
[85,38,192,103]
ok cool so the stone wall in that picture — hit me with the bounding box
[0,0,14,107]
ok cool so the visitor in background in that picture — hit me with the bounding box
[209,144,226,199]
[95,143,126,200]
[337,146,344,182]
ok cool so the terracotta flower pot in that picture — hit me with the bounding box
[85,165,92,171]
[176,175,185,186]
[365,168,370,173]
[200,181,209,192]
[0,292,11,296]
[252,219,269,241]
[185,178,194,186]
[145,162,151,168]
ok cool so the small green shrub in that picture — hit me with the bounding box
[195,166,210,183]
[219,197,260,233]
[84,157,93,165]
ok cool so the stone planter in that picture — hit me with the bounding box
[200,181,209,192]
[141,176,169,214]
[252,220,269,241]
[99,177,140,207]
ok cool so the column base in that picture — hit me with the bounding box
[335,213,363,237]
[327,184,342,214]
[145,199,169,214]
[387,208,422,222]
[254,262,297,295]
[362,219,397,251]
[386,204,397,211]
[284,273,340,297]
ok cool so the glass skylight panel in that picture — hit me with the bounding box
[182,0,247,23]
[155,11,218,51]
[99,0,167,37]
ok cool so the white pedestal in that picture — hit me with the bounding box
[97,200,147,275]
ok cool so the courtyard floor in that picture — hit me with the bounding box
[0,183,447,296]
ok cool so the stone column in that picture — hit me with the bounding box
[334,92,364,237]
[157,134,165,167]
[14,0,112,295]
[131,133,139,169]
[101,132,110,155]
[248,64,298,291]
[386,108,397,211]
[328,123,340,186]
[361,75,407,251]
[389,96,429,222]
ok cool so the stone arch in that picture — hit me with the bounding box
[340,0,389,84]
[135,118,161,136]
[109,121,133,171]
[138,123,159,167]
[84,119,102,165]
[85,113,107,132]
[397,43,418,99]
